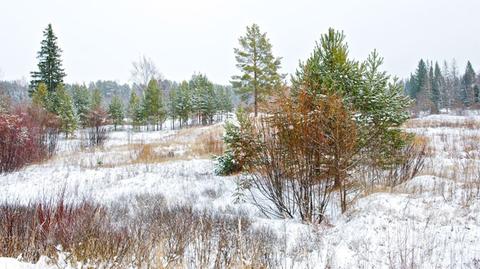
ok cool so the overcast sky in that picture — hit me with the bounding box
[1,0,480,85]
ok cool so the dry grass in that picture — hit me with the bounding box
[0,193,281,268]
[190,126,224,156]
[130,125,224,164]
[404,118,480,129]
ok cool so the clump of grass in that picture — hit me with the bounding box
[191,128,225,156]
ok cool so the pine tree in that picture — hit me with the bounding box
[91,88,103,110]
[72,84,91,128]
[217,86,233,116]
[175,81,192,127]
[190,74,217,125]
[30,24,66,95]
[32,82,49,109]
[108,95,124,131]
[142,79,163,130]
[292,28,411,180]
[56,84,77,136]
[128,91,143,129]
[461,61,476,106]
[168,88,178,129]
[232,24,284,116]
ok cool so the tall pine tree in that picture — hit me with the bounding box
[30,24,66,95]
[232,24,284,116]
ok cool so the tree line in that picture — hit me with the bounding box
[25,24,234,136]
[405,59,479,113]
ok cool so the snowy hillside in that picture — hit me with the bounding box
[1,115,480,268]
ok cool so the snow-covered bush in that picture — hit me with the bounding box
[229,29,415,222]
[215,113,249,175]
[235,93,357,223]
[0,106,59,173]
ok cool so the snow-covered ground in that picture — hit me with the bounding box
[1,114,480,268]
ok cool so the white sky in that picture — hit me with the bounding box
[1,0,480,85]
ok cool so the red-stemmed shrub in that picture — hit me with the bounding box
[0,105,60,173]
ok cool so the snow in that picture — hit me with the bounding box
[0,257,54,269]
[1,113,480,268]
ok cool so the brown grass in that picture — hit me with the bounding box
[190,127,224,156]
[0,194,281,268]
[404,118,480,129]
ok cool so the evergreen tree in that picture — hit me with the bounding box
[232,24,284,116]
[128,91,143,129]
[217,86,233,115]
[168,88,178,129]
[175,81,193,127]
[431,62,444,113]
[292,28,410,175]
[30,24,66,95]
[72,84,91,128]
[461,61,476,106]
[91,88,103,110]
[156,91,167,130]
[142,79,164,130]
[409,59,428,99]
[108,95,124,131]
[32,82,49,109]
[55,84,77,136]
[190,74,217,125]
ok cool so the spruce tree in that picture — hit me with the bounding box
[30,24,66,95]
[232,24,284,116]
[72,84,91,127]
[431,62,444,113]
[410,59,428,99]
[108,95,124,131]
[461,61,476,106]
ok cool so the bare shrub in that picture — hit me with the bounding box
[0,106,59,173]
[1,193,281,268]
[83,108,109,148]
[236,92,357,223]
[0,196,130,265]
[384,136,427,188]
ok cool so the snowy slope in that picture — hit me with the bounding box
[1,115,480,268]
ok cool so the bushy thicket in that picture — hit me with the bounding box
[0,194,281,268]
[0,105,59,173]
[220,29,425,223]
